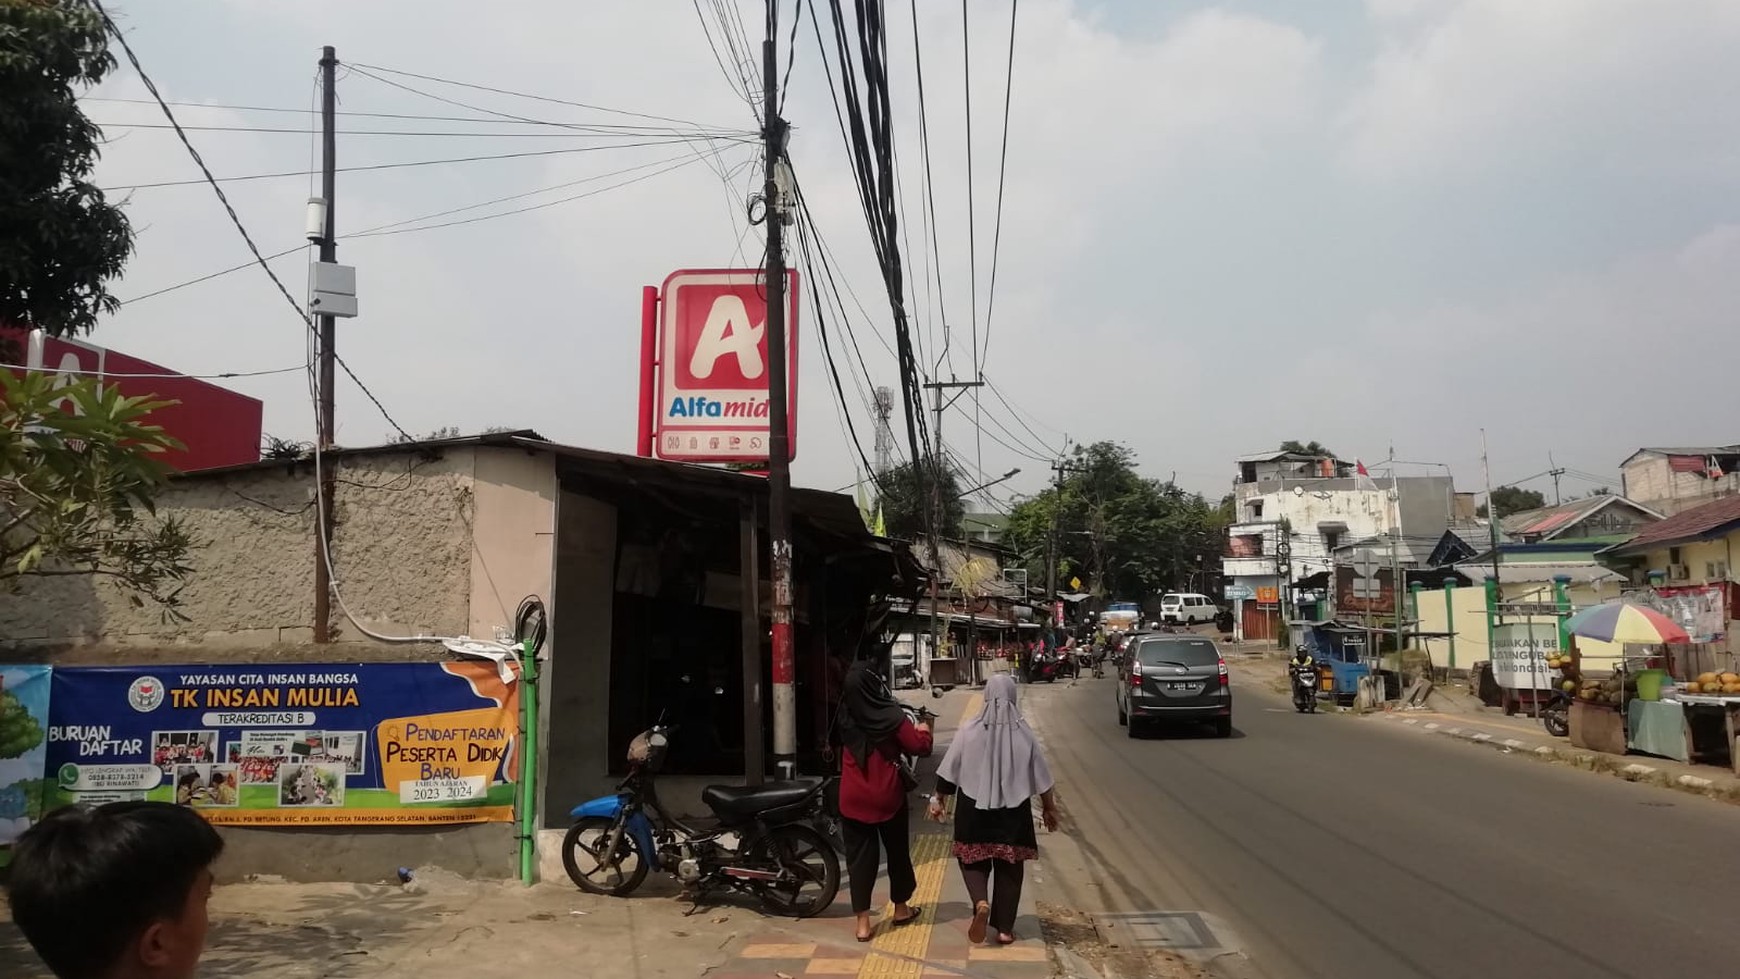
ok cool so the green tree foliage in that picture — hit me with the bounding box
[1001,442,1230,600]
[0,686,45,760]
[1279,440,1335,457]
[0,0,133,338]
[875,459,965,540]
[1477,485,1547,519]
[1,371,196,611]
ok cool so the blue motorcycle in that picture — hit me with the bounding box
[561,722,842,918]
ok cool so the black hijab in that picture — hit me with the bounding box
[839,663,905,771]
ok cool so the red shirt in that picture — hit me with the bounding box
[839,718,933,823]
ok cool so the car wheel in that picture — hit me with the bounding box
[1213,717,1233,739]
[1126,718,1143,739]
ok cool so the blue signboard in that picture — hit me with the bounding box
[1,664,53,862]
[44,662,519,826]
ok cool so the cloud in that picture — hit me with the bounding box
[1344,0,1740,179]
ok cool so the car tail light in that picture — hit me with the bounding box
[1130,661,1143,686]
[1218,658,1230,686]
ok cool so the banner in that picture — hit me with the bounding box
[44,663,518,826]
[1,665,53,864]
[1490,622,1561,690]
[1640,585,1726,644]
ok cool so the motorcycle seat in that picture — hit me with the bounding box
[702,778,824,818]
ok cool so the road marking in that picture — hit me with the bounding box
[1424,722,1440,730]
[1446,727,1463,735]
[1679,774,1714,789]
[1470,733,1492,741]
[859,832,950,979]
[1403,718,1419,725]
[1502,739,1526,749]
[1623,763,1658,778]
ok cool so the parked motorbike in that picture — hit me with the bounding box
[1541,689,1571,738]
[1290,662,1320,713]
[562,721,842,918]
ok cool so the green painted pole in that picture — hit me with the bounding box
[1553,574,1573,663]
[1409,581,1424,666]
[518,639,540,885]
[1484,575,1500,660]
[1443,580,1458,671]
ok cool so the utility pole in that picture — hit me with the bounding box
[1482,429,1503,631]
[762,15,796,779]
[1047,453,1085,646]
[921,376,984,684]
[312,45,338,644]
[1548,452,1566,505]
[1388,452,1404,665]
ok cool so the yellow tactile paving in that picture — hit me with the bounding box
[857,832,950,979]
[967,945,1048,962]
[742,943,818,958]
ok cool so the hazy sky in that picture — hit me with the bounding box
[79,0,1740,507]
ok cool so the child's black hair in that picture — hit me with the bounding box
[6,802,224,979]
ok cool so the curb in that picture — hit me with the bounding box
[1370,711,1740,806]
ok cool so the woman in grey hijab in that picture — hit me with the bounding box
[927,674,1059,945]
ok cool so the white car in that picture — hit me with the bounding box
[1158,592,1218,625]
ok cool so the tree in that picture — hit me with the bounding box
[1,371,195,611]
[1279,440,1335,457]
[1001,441,1228,600]
[874,460,965,540]
[0,686,45,760]
[1476,485,1547,519]
[0,0,133,339]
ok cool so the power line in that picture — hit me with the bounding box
[119,150,729,305]
[346,61,723,129]
[91,1,411,441]
[908,0,952,376]
[692,0,761,114]
[82,96,717,131]
[104,137,755,190]
[96,121,752,139]
[0,359,307,380]
[982,0,1019,372]
[961,0,980,386]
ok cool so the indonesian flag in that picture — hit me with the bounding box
[1355,459,1379,492]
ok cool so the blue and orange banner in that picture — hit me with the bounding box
[40,663,518,826]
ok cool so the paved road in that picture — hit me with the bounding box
[1023,666,1737,979]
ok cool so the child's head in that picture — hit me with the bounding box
[6,802,224,979]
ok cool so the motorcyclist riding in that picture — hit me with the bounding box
[1290,644,1314,668]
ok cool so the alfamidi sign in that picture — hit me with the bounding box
[635,269,799,464]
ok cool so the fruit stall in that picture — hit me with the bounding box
[1557,603,1740,770]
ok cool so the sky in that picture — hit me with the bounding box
[72,0,1740,510]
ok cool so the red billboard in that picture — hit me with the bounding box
[2,325,262,472]
[640,269,798,464]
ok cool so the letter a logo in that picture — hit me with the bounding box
[687,294,766,383]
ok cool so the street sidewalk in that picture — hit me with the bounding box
[1360,694,1740,806]
[2,685,1054,979]
[703,683,1051,979]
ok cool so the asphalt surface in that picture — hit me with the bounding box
[1023,664,1738,979]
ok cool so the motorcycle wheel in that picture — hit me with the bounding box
[562,816,650,896]
[749,824,842,918]
[1543,707,1569,738]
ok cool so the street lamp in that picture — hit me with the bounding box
[956,468,1021,501]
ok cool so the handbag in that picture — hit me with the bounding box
[879,739,921,793]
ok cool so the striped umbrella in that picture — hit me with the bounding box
[1562,603,1690,644]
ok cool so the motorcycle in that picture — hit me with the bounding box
[1290,661,1319,713]
[1541,689,1571,738]
[561,721,842,918]
[1025,650,1065,683]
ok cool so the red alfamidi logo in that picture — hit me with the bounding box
[674,291,768,389]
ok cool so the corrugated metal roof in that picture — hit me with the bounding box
[1609,494,1740,555]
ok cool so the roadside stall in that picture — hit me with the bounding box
[1559,603,1740,769]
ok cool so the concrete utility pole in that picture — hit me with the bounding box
[1549,452,1566,505]
[1046,453,1086,640]
[312,45,338,643]
[922,376,983,684]
[761,13,796,779]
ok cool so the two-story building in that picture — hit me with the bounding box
[1620,445,1740,516]
[1222,451,1453,641]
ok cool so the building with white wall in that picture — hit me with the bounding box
[1221,451,1454,640]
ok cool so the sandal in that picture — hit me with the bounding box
[996,933,1016,945]
[891,905,923,927]
[968,901,990,944]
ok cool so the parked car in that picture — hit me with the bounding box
[1157,592,1218,625]
[1115,634,1233,738]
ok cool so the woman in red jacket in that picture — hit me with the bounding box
[838,663,933,942]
